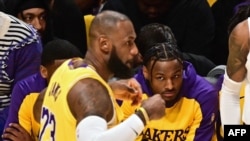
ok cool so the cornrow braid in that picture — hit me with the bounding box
[143,42,183,82]
[143,42,183,66]
[143,42,183,80]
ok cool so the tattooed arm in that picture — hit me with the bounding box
[220,19,249,127]
[226,19,249,81]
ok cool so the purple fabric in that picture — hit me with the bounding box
[214,74,224,92]
[0,107,9,137]
[0,39,42,135]
[181,63,219,141]
[6,41,42,87]
[134,67,153,96]
[4,72,47,129]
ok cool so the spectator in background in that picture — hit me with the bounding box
[2,39,83,141]
[4,0,103,55]
[102,0,216,76]
[0,11,42,137]
[0,0,54,135]
[3,0,54,45]
[120,23,219,141]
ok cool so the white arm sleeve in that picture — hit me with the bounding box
[243,83,250,124]
[220,71,243,128]
[244,18,250,124]
[76,114,144,141]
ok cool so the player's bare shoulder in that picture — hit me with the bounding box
[229,19,249,51]
[67,78,113,121]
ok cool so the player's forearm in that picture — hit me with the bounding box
[76,114,145,141]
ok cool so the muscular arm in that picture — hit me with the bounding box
[67,78,145,141]
[226,19,249,81]
[220,19,249,127]
[67,78,114,123]
[66,70,166,141]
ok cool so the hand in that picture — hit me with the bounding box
[109,78,143,105]
[2,123,35,141]
[141,94,165,120]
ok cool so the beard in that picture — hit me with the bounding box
[107,47,134,79]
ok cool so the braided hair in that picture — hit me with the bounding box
[143,42,183,79]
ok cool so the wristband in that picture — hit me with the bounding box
[138,107,149,124]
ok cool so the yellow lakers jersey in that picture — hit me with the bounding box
[19,93,40,141]
[39,58,123,141]
[121,94,217,141]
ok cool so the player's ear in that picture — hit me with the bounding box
[142,66,149,79]
[40,65,48,79]
[99,36,110,53]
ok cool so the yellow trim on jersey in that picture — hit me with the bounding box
[207,0,217,7]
